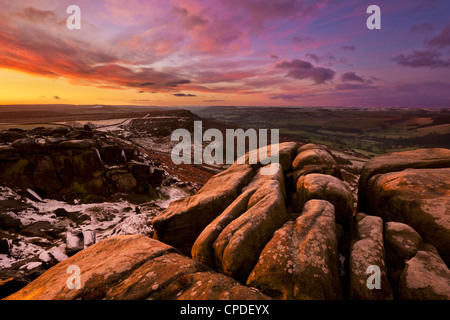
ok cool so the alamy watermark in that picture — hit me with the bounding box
[65,5,380,31]
[171,121,280,175]
[66,265,81,290]
[66,5,81,30]
[366,265,381,290]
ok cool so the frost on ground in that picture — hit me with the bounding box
[0,185,189,272]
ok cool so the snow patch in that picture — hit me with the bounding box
[155,186,190,209]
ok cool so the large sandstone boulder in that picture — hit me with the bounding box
[152,164,255,255]
[398,244,450,300]
[192,163,285,271]
[237,142,299,172]
[349,213,393,300]
[247,200,341,300]
[4,235,269,300]
[358,148,450,212]
[384,222,423,290]
[384,222,423,261]
[364,168,450,264]
[191,189,256,268]
[213,178,287,282]
[296,173,354,228]
[292,145,342,181]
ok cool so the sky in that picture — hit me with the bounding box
[0,0,449,107]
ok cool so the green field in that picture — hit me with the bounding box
[194,106,450,156]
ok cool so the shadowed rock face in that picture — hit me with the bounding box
[384,222,423,290]
[0,128,167,204]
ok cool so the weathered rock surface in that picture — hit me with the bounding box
[349,213,393,300]
[213,177,286,282]
[364,168,450,264]
[398,244,450,300]
[191,189,256,268]
[152,163,254,255]
[358,148,450,212]
[0,127,167,204]
[384,222,423,291]
[4,235,268,300]
[4,140,448,301]
[385,222,423,261]
[296,173,354,227]
[237,142,299,173]
[292,145,342,181]
[247,200,341,300]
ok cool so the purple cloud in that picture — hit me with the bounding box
[427,24,450,48]
[305,53,320,63]
[339,45,356,52]
[341,72,365,83]
[335,83,377,91]
[276,59,335,84]
[173,7,208,30]
[292,36,314,46]
[393,50,450,68]
[270,93,306,101]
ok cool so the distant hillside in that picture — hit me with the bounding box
[194,106,450,156]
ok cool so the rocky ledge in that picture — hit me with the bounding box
[3,143,450,300]
[0,125,189,204]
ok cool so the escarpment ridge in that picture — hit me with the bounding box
[3,143,450,300]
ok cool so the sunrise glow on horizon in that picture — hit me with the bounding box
[0,0,449,108]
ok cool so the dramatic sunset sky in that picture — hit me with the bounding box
[0,0,449,107]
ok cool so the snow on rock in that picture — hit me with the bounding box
[155,186,190,209]
[0,186,170,276]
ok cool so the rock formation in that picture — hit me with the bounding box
[0,126,169,204]
[247,200,341,300]
[4,235,269,300]
[3,141,449,300]
[354,148,450,299]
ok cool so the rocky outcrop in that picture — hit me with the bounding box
[358,148,450,212]
[152,163,255,255]
[4,235,269,300]
[292,144,342,181]
[4,142,449,301]
[213,167,286,282]
[356,148,450,299]
[0,127,168,204]
[154,142,353,298]
[247,200,341,300]
[296,173,354,228]
[384,222,423,290]
[398,244,450,300]
[349,213,392,300]
[363,168,450,264]
[192,163,285,274]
